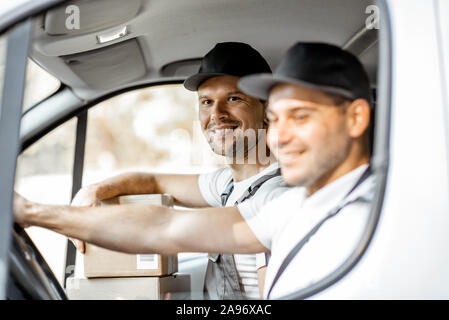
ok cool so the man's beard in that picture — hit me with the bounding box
[287,134,351,188]
[208,129,260,163]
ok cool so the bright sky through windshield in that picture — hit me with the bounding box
[0,0,31,16]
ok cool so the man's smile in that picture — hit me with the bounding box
[277,149,306,165]
[207,123,241,138]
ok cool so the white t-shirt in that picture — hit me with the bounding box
[198,162,289,299]
[238,164,375,299]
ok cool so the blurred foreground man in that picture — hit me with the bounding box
[14,42,374,299]
[237,42,374,298]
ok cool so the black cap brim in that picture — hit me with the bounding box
[184,73,229,91]
[238,73,355,101]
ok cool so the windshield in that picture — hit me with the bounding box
[0,34,5,107]
[22,59,60,112]
[0,1,31,16]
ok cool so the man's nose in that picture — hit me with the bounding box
[210,100,228,122]
[270,118,294,147]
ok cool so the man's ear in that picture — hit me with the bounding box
[346,98,371,138]
[263,116,269,128]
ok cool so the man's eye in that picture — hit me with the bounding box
[201,100,212,105]
[266,114,277,123]
[294,114,309,121]
[228,96,240,102]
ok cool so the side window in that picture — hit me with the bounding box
[83,84,225,186]
[15,118,77,286]
[22,59,60,112]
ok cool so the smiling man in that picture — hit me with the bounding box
[236,42,374,298]
[182,43,288,299]
[14,42,375,299]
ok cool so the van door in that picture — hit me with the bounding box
[0,0,66,300]
[0,19,32,300]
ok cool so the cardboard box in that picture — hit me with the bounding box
[66,273,190,300]
[84,194,177,278]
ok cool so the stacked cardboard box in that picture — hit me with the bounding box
[67,274,190,300]
[66,194,190,300]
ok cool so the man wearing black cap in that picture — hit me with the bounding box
[236,42,374,298]
[183,42,287,299]
[14,42,375,299]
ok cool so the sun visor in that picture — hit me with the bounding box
[160,59,202,77]
[60,39,146,90]
[44,0,142,36]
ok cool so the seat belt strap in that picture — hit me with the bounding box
[266,165,372,299]
[63,110,87,288]
[220,167,282,206]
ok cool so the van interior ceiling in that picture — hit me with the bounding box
[29,0,378,102]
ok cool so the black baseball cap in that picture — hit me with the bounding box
[183,42,271,91]
[238,42,372,104]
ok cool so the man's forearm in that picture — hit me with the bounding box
[94,172,158,200]
[92,172,207,208]
[24,202,175,254]
[19,200,266,255]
